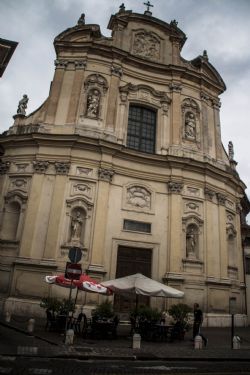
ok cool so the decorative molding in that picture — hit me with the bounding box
[5,190,28,204]
[15,163,29,172]
[54,59,86,69]
[216,193,226,206]
[169,82,182,92]
[71,182,92,198]
[84,74,108,93]
[74,60,87,69]
[167,181,183,193]
[120,83,171,105]
[76,167,93,176]
[98,167,114,182]
[55,162,70,175]
[0,161,10,174]
[54,59,69,68]
[33,161,49,174]
[9,178,28,191]
[204,187,215,201]
[111,65,123,77]
[126,186,151,209]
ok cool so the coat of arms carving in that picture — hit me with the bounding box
[133,31,160,61]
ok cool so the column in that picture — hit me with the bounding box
[213,99,223,160]
[66,61,86,124]
[105,65,123,132]
[43,163,70,259]
[89,167,114,271]
[45,60,67,124]
[169,82,182,145]
[216,193,228,279]
[167,181,184,272]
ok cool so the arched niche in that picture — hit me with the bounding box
[63,197,93,253]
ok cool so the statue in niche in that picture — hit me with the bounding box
[86,89,100,118]
[185,112,196,140]
[16,94,29,115]
[186,227,197,257]
[70,211,83,241]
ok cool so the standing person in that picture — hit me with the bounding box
[193,303,208,347]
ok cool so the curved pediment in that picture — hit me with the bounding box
[191,55,226,91]
[54,24,102,43]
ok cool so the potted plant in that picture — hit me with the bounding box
[168,303,192,340]
[92,300,114,321]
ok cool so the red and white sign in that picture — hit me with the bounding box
[65,263,82,280]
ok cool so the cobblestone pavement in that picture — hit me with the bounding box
[1,316,250,361]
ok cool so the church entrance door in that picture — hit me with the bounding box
[114,246,152,315]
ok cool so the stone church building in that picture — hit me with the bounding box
[0,5,248,325]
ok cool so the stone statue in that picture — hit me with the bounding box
[71,211,83,240]
[86,89,100,118]
[186,227,196,257]
[228,141,234,161]
[77,13,85,25]
[185,112,196,139]
[17,94,29,115]
[119,3,125,12]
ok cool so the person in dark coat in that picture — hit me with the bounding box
[193,303,208,346]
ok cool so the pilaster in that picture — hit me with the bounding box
[89,167,114,271]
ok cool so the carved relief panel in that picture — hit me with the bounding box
[132,30,161,61]
[123,183,154,213]
[70,181,93,199]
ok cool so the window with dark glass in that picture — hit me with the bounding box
[123,219,151,233]
[127,105,156,153]
[245,257,250,275]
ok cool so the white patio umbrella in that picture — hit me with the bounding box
[101,273,184,298]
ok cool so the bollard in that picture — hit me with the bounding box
[194,334,203,349]
[132,333,141,349]
[5,311,11,323]
[232,335,241,349]
[27,318,35,335]
[65,329,74,345]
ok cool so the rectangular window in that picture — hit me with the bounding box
[245,257,250,275]
[123,219,151,233]
[127,105,156,154]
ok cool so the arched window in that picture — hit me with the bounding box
[127,105,156,153]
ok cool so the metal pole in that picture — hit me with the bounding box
[64,279,74,342]
[231,313,234,349]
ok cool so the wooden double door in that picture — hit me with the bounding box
[114,246,152,314]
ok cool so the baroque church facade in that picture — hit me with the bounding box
[0,5,248,325]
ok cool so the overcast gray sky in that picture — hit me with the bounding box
[1,0,250,209]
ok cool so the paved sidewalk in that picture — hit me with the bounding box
[1,316,250,361]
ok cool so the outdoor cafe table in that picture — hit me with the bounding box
[90,319,117,339]
[139,322,173,342]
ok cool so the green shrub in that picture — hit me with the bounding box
[40,296,75,314]
[168,303,192,330]
[92,300,114,319]
[132,305,161,322]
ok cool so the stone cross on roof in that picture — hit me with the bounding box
[144,1,153,15]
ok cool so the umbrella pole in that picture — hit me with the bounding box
[64,279,74,342]
[73,287,79,310]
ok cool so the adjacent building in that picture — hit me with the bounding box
[0,6,249,325]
